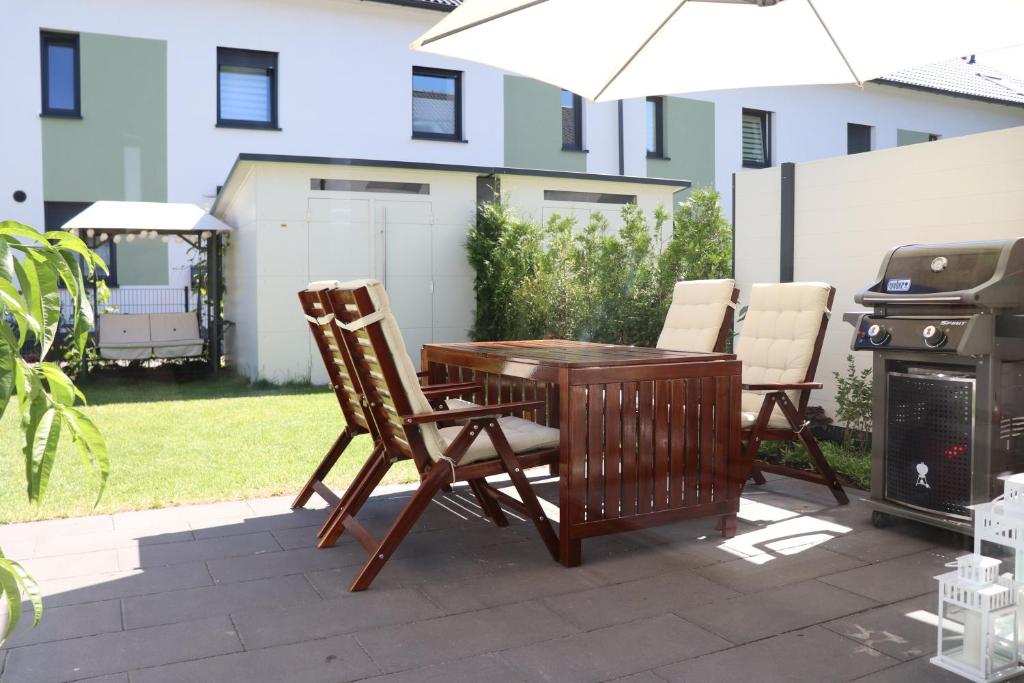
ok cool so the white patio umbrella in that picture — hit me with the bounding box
[412,0,1024,101]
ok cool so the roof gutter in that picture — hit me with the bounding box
[871,78,1024,109]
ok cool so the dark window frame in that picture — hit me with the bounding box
[561,90,584,151]
[40,31,81,118]
[216,47,279,131]
[646,96,666,159]
[411,66,464,142]
[741,108,772,169]
[847,122,872,155]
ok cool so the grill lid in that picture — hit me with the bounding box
[856,238,1024,307]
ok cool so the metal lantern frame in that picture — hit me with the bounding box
[932,554,1024,682]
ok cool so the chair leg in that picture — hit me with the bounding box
[777,394,849,506]
[318,446,391,548]
[719,513,737,539]
[349,462,451,591]
[292,428,353,509]
[742,395,776,486]
[750,468,767,485]
[484,422,560,561]
[468,479,509,527]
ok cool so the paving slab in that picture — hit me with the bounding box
[607,671,669,683]
[190,508,329,539]
[40,561,214,608]
[851,655,967,682]
[117,530,282,569]
[499,614,730,683]
[232,586,442,650]
[1,616,242,683]
[823,593,939,662]
[122,574,321,630]
[354,654,526,683]
[0,515,114,545]
[819,549,958,603]
[28,529,194,560]
[693,545,865,594]
[420,563,600,614]
[354,600,577,673]
[677,579,879,644]
[543,568,737,630]
[656,626,899,682]
[3,599,122,648]
[128,633,379,683]
[206,545,365,584]
[820,526,945,563]
[21,549,121,581]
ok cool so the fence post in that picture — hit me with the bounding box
[780,161,795,283]
[184,286,189,312]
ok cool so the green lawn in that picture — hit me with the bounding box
[0,371,418,524]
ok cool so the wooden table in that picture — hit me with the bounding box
[422,340,744,566]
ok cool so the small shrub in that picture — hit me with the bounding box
[833,354,872,449]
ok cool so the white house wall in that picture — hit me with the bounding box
[733,125,1024,417]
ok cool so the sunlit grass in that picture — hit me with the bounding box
[0,372,418,524]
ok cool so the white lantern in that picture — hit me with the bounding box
[932,554,1023,682]
[973,473,1024,662]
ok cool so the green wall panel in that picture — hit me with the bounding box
[41,32,168,286]
[896,129,932,146]
[647,96,715,206]
[504,76,587,172]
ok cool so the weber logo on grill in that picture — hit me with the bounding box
[886,279,912,292]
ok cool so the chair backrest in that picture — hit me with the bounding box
[323,280,447,469]
[657,278,738,353]
[299,282,371,435]
[98,313,150,345]
[735,282,835,419]
[149,312,200,343]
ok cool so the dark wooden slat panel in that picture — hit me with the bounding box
[699,378,715,505]
[714,375,730,503]
[605,382,622,519]
[621,382,638,517]
[549,382,561,429]
[729,374,743,499]
[568,384,589,535]
[573,500,737,538]
[586,385,605,521]
[653,379,670,511]
[684,378,699,505]
[670,378,685,508]
[637,380,654,515]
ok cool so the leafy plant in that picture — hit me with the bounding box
[833,354,873,449]
[0,220,109,643]
[466,188,733,346]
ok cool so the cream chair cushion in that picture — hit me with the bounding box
[98,314,152,360]
[150,312,203,358]
[351,279,558,466]
[657,278,735,353]
[736,282,831,430]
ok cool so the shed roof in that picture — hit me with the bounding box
[62,201,232,234]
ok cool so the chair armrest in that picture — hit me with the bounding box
[401,400,545,425]
[422,382,483,399]
[742,382,823,392]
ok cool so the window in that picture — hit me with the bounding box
[561,90,583,150]
[847,123,872,155]
[741,108,771,168]
[41,31,80,117]
[544,190,635,205]
[44,201,117,285]
[217,47,278,129]
[412,67,462,141]
[311,179,430,195]
[646,97,665,158]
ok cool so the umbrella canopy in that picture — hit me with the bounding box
[412,0,1024,102]
[62,201,232,235]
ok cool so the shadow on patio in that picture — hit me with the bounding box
[0,475,970,683]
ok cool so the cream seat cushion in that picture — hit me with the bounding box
[657,278,735,353]
[98,313,152,360]
[438,416,560,465]
[736,282,831,431]
[347,279,557,466]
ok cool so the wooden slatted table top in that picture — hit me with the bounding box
[424,339,734,368]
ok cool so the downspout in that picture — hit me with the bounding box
[617,100,625,175]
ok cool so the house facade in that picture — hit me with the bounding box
[3,0,1024,378]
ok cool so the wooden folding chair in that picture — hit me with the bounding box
[656,278,739,353]
[293,282,481,511]
[317,279,561,591]
[738,283,849,504]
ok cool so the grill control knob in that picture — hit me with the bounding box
[867,323,890,345]
[922,325,947,348]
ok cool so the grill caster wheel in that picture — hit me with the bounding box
[872,511,896,528]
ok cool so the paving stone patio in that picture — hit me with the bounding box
[0,473,974,683]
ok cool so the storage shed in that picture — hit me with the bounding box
[212,154,687,383]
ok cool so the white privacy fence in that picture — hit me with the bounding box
[732,125,1024,417]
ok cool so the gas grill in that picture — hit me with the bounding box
[847,239,1024,533]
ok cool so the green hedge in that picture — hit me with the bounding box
[467,188,733,346]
